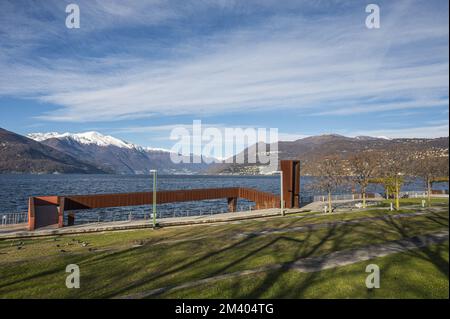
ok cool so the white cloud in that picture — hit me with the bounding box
[0,1,448,123]
[313,98,449,116]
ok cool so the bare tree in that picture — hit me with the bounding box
[349,152,381,208]
[380,150,408,210]
[315,157,347,213]
[411,156,449,207]
[382,176,403,200]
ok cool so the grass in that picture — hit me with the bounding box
[0,200,448,299]
[158,241,449,299]
[375,197,449,207]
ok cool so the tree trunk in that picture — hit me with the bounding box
[395,177,400,210]
[328,191,332,213]
[362,186,366,208]
[427,179,432,207]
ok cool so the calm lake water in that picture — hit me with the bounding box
[0,174,447,224]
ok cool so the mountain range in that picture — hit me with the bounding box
[26,131,209,174]
[0,127,448,175]
[0,128,104,174]
[207,134,449,175]
[0,128,209,174]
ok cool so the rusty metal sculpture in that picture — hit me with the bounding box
[28,160,301,230]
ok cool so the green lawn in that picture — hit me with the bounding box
[0,200,448,299]
[159,242,449,299]
[375,197,449,207]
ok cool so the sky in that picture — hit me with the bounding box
[0,0,448,153]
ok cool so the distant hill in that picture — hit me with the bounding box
[5,128,448,175]
[208,134,449,175]
[27,131,209,174]
[0,128,106,174]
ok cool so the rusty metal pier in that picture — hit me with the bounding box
[28,160,301,230]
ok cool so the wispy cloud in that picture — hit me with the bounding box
[313,98,449,116]
[0,0,448,138]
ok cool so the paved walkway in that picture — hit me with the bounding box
[0,208,293,239]
[118,230,449,299]
[0,198,443,240]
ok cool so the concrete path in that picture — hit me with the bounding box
[118,230,449,299]
[0,208,293,239]
[0,224,28,236]
[0,197,444,240]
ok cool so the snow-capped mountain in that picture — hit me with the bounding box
[27,131,210,174]
[0,128,106,174]
[28,131,142,150]
[143,146,174,153]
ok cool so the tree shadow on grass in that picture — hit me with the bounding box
[241,222,350,298]
[104,209,433,298]
[378,213,449,280]
[100,217,348,298]
[101,233,260,298]
[10,206,445,299]
[0,252,79,292]
[228,209,449,298]
[421,210,449,228]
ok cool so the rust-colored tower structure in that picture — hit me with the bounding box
[280,160,301,208]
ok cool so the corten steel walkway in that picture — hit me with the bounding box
[28,187,282,231]
[27,160,301,231]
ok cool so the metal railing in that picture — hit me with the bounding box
[313,193,382,202]
[64,203,263,226]
[398,191,427,198]
[398,191,449,198]
[1,212,28,227]
[29,187,281,230]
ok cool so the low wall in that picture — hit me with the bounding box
[431,189,449,195]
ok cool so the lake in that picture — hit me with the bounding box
[0,174,447,224]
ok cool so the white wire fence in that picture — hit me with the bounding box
[397,191,449,198]
[63,203,264,226]
[1,201,277,228]
[1,212,28,227]
[313,193,383,202]
[399,191,427,198]
[312,190,448,202]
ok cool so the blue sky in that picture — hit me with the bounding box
[0,0,448,150]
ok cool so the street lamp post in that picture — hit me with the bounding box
[150,169,157,228]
